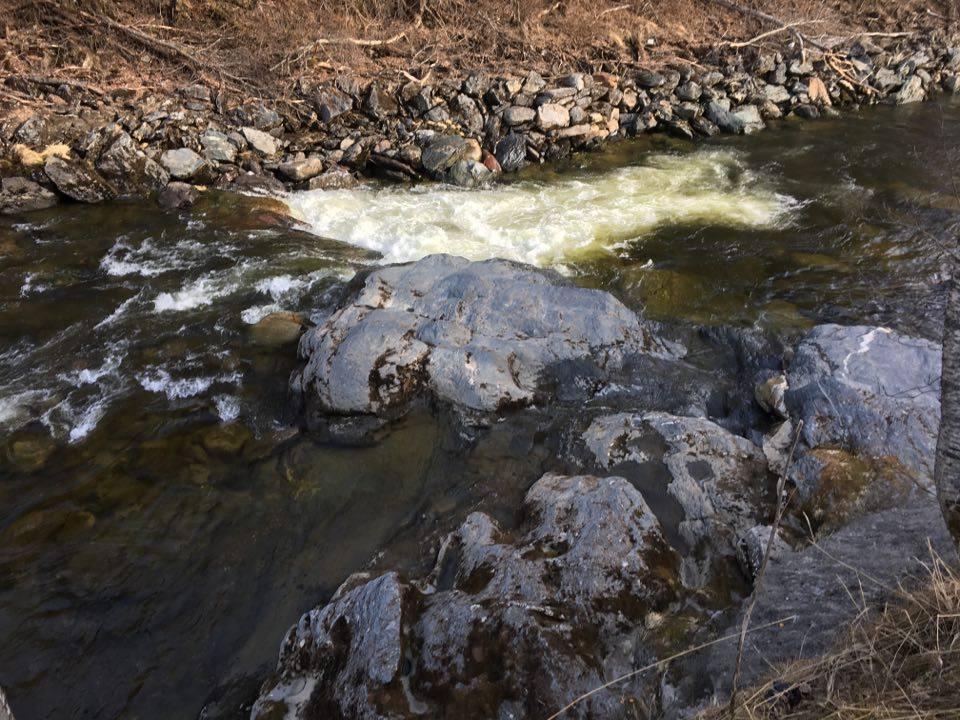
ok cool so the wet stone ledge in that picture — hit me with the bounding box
[1,32,960,213]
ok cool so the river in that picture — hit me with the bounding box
[1,99,957,719]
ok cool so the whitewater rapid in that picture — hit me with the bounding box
[282,149,797,267]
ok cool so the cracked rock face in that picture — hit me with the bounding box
[292,254,682,425]
[582,412,772,587]
[784,324,941,483]
[252,473,679,720]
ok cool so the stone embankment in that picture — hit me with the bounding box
[2,33,959,213]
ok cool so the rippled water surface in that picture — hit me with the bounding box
[1,99,958,719]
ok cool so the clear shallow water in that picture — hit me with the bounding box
[1,99,958,719]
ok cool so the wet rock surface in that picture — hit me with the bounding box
[784,324,942,483]
[0,177,57,215]
[292,254,682,427]
[252,473,680,720]
[582,411,773,587]
[673,495,954,714]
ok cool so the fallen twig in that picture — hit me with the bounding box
[703,0,828,51]
[724,20,825,49]
[9,74,104,95]
[599,4,631,17]
[273,31,406,72]
[728,419,804,717]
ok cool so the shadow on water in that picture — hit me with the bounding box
[1,98,959,718]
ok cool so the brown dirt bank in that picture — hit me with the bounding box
[1,0,956,103]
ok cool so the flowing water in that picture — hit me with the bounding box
[1,99,958,719]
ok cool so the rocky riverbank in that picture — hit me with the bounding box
[232,253,950,720]
[2,30,960,214]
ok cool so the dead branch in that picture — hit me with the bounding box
[728,419,804,716]
[8,74,105,96]
[273,31,406,72]
[724,20,825,49]
[703,0,829,51]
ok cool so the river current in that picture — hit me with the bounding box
[0,99,957,718]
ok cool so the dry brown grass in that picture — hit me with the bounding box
[0,0,951,100]
[706,549,960,720]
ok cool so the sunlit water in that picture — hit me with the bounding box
[1,99,958,719]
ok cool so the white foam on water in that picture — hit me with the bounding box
[154,276,239,313]
[137,368,242,400]
[282,149,797,267]
[94,293,143,330]
[57,345,127,386]
[214,395,241,423]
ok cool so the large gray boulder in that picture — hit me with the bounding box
[252,473,680,720]
[292,255,681,425]
[43,156,115,203]
[673,495,954,713]
[96,132,169,195]
[583,411,772,587]
[784,324,941,482]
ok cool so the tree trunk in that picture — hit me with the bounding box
[937,253,960,552]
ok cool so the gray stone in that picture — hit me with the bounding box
[312,86,353,123]
[493,133,527,172]
[793,103,821,120]
[732,104,765,134]
[277,155,324,182]
[895,74,926,104]
[363,83,398,119]
[293,255,681,422]
[252,472,679,720]
[159,148,208,180]
[307,167,357,190]
[763,83,792,104]
[636,70,666,88]
[945,74,960,93]
[535,86,577,104]
[676,81,702,101]
[705,101,745,134]
[97,132,169,194]
[583,412,771,587]
[420,134,471,178]
[450,93,483,134]
[502,105,535,125]
[536,102,570,131]
[0,177,58,215]
[200,130,237,163]
[785,324,941,482]
[43,156,115,203]
[241,127,280,156]
[444,159,490,187]
[686,496,953,707]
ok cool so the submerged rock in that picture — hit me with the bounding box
[292,254,681,427]
[252,473,679,720]
[157,181,199,210]
[0,177,57,215]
